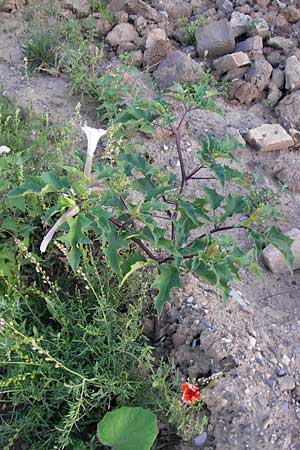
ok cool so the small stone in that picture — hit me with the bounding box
[214,52,250,75]
[282,354,290,366]
[93,13,113,36]
[235,36,263,53]
[276,367,286,377]
[195,19,235,58]
[193,432,208,446]
[276,90,300,128]
[246,124,293,152]
[285,56,300,91]
[263,228,300,273]
[289,128,300,148]
[249,336,256,348]
[280,401,289,414]
[278,375,296,392]
[172,332,186,350]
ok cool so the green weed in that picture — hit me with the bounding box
[23,30,58,74]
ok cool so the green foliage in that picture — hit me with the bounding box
[9,80,293,314]
[177,16,205,44]
[23,29,58,73]
[0,253,171,449]
[97,407,158,450]
[0,98,201,449]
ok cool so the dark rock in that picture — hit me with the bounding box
[195,19,235,58]
[235,36,263,53]
[245,58,272,91]
[153,50,204,89]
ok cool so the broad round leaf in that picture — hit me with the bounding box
[97,406,158,450]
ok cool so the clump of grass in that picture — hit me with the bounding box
[23,30,58,74]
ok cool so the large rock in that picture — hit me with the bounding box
[228,80,261,104]
[263,228,300,274]
[144,39,174,69]
[230,11,251,38]
[195,19,235,58]
[276,90,300,128]
[267,36,295,53]
[246,124,293,152]
[145,28,167,49]
[285,56,300,92]
[244,58,272,91]
[153,50,204,89]
[64,0,90,18]
[214,52,250,75]
[106,23,140,47]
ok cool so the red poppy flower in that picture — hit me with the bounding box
[181,383,200,404]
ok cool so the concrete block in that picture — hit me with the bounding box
[246,124,293,152]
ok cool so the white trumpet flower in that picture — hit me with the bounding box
[40,205,80,253]
[82,126,107,179]
[0,145,11,155]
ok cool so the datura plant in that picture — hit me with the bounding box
[8,81,293,313]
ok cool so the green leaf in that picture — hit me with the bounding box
[97,406,158,450]
[120,260,152,286]
[103,230,130,275]
[265,227,294,273]
[60,213,93,271]
[223,194,246,218]
[39,171,65,190]
[152,264,181,314]
[204,187,224,210]
[121,253,147,276]
[8,182,42,197]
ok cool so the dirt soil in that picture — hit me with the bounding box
[1,5,300,450]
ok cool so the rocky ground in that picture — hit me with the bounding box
[1,0,300,449]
